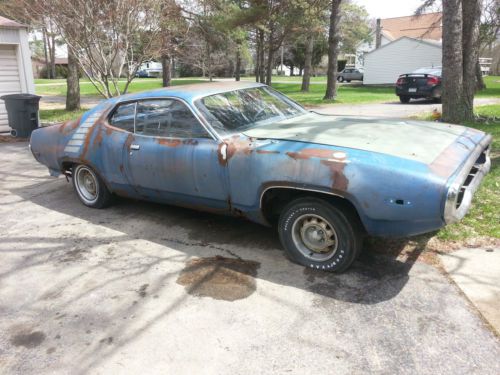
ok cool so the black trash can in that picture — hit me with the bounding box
[1,93,41,138]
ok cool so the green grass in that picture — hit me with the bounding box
[35,75,500,106]
[39,108,89,122]
[35,78,207,97]
[435,104,500,240]
[273,83,396,105]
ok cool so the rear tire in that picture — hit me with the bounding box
[278,197,362,272]
[399,96,410,103]
[72,164,113,208]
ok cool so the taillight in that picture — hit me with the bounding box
[427,75,440,85]
[396,77,406,85]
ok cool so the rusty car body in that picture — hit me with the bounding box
[30,82,492,272]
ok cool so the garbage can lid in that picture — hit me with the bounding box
[0,93,41,101]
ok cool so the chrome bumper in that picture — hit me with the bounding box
[444,134,492,224]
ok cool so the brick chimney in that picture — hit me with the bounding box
[375,18,382,48]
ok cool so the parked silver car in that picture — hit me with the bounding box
[337,68,364,82]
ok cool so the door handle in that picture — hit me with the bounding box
[130,144,140,150]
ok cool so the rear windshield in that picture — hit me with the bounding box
[412,67,442,76]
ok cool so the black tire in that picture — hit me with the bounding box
[346,79,351,83]
[399,96,410,103]
[72,164,113,208]
[278,197,362,272]
[337,76,344,82]
[433,96,442,103]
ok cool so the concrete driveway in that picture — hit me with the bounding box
[1,142,499,374]
[313,97,500,118]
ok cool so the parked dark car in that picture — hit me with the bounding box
[396,67,442,103]
[30,82,491,273]
[337,68,363,82]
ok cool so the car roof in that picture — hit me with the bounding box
[114,81,265,104]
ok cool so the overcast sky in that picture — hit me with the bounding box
[353,0,431,19]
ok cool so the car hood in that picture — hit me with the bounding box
[242,112,480,165]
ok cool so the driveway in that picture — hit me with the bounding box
[1,142,499,374]
[312,97,500,118]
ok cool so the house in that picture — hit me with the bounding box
[32,57,69,78]
[137,60,162,78]
[0,16,35,133]
[363,37,442,85]
[355,12,444,84]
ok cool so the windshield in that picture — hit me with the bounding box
[194,86,307,136]
[412,67,442,76]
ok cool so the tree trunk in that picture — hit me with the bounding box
[49,34,56,79]
[290,64,294,76]
[259,30,265,83]
[255,29,260,82]
[65,48,80,111]
[475,60,486,90]
[461,0,481,120]
[162,54,172,87]
[442,0,465,123]
[301,33,314,92]
[235,47,241,81]
[265,28,275,85]
[324,0,342,100]
[299,66,303,76]
[42,27,50,79]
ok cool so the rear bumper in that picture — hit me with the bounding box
[396,86,440,98]
[443,134,492,224]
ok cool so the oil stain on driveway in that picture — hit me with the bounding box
[0,142,499,375]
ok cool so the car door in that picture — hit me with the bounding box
[122,98,230,209]
[343,69,352,80]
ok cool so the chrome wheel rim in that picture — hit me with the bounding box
[75,166,99,204]
[291,214,338,261]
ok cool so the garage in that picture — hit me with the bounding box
[363,37,442,85]
[0,16,35,134]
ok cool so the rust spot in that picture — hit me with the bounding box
[217,142,228,166]
[93,124,104,147]
[286,148,345,160]
[429,142,466,178]
[124,133,135,150]
[105,126,113,135]
[218,136,255,166]
[256,150,279,154]
[59,116,82,135]
[157,138,181,147]
[320,160,349,191]
[176,256,260,301]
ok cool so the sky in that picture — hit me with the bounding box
[353,0,433,19]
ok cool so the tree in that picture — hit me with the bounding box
[339,2,372,55]
[66,47,80,110]
[421,0,483,123]
[297,0,330,92]
[324,0,342,100]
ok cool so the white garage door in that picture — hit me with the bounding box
[0,44,22,132]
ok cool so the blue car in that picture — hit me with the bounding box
[30,82,492,272]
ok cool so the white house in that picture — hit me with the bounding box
[0,16,35,133]
[363,37,442,85]
[137,60,163,77]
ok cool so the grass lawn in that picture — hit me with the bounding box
[39,108,90,123]
[35,78,207,97]
[434,104,500,241]
[36,76,500,107]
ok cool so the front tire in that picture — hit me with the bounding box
[337,76,344,82]
[278,198,362,272]
[399,95,410,103]
[72,164,112,208]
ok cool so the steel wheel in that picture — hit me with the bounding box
[74,165,99,205]
[291,213,339,262]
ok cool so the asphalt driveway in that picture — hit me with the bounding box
[1,142,499,374]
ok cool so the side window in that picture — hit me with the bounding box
[110,102,136,132]
[135,99,209,138]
